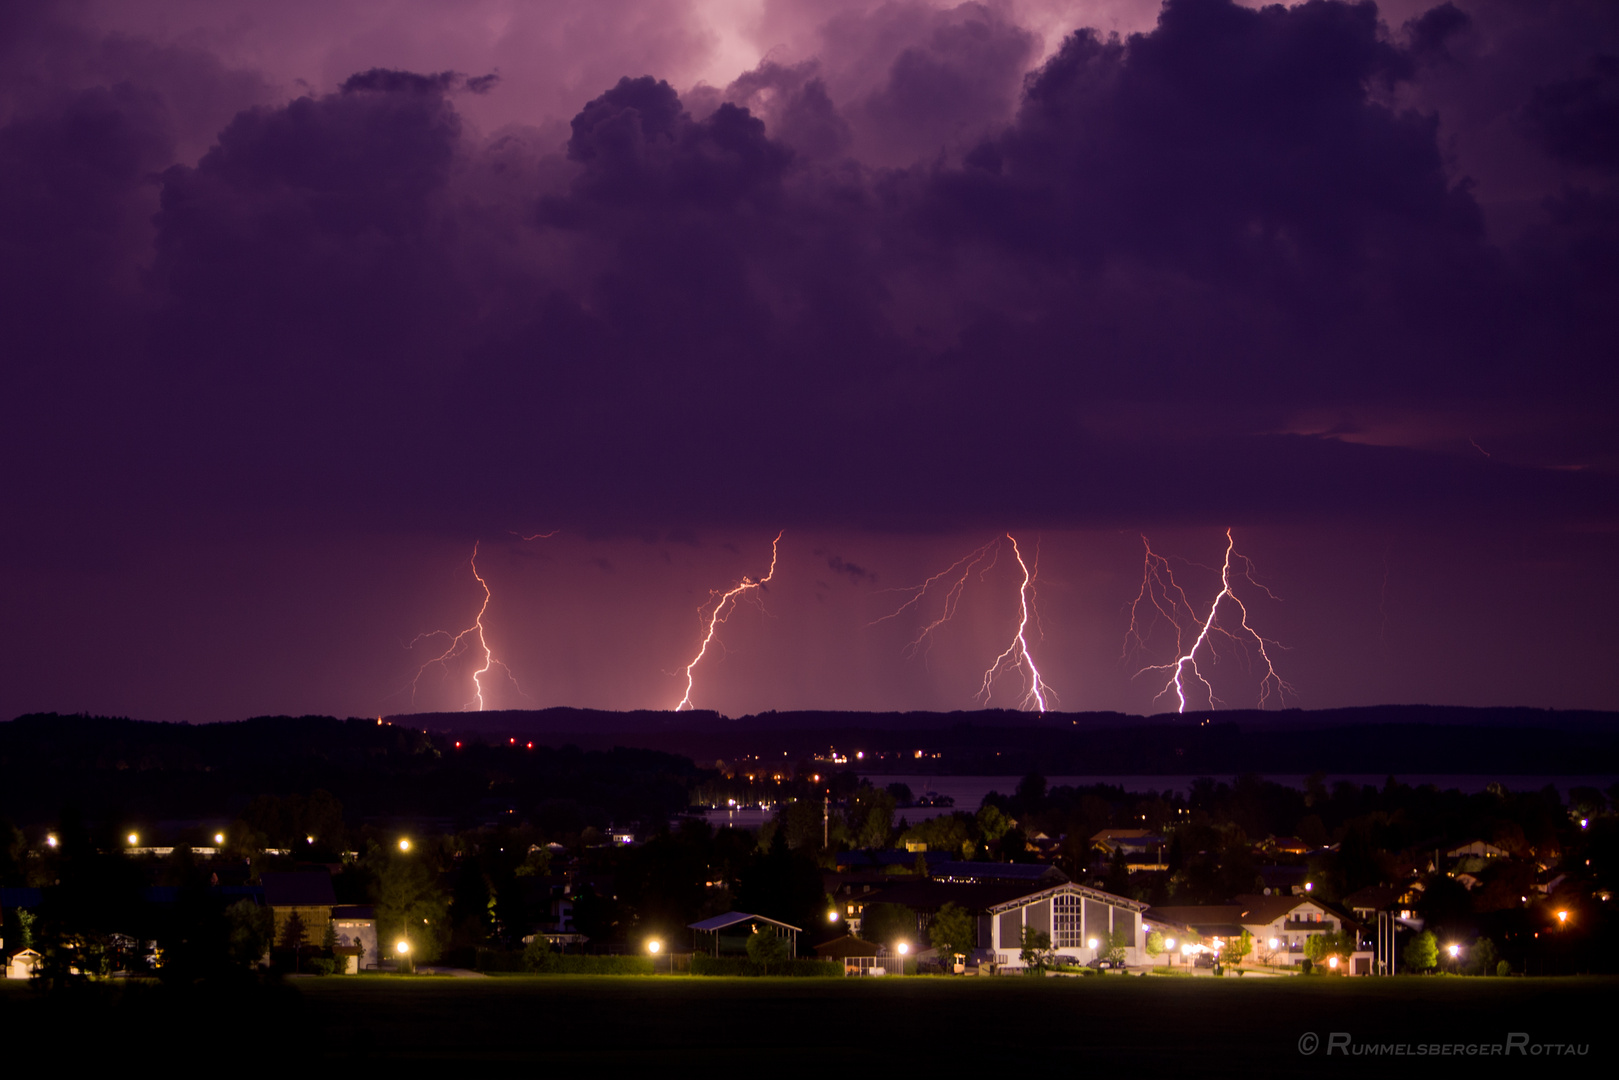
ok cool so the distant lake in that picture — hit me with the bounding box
[690,772,1614,829]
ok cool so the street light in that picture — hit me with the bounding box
[214,832,226,845]
[127,832,139,846]
[896,941,910,975]
[395,939,412,974]
[398,838,411,853]
[1557,910,1569,926]
[45,834,58,848]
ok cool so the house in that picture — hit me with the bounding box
[1231,894,1373,973]
[981,882,1147,970]
[688,912,801,958]
[1341,883,1423,927]
[1091,829,1168,871]
[261,872,336,948]
[813,934,885,975]
[1446,840,1509,861]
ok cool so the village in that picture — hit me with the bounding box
[3,764,1608,983]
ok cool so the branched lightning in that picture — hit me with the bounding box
[407,538,542,711]
[1124,528,1292,713]
[675,532,783,712]
[873,533,1052,712]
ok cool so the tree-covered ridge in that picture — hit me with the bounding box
[0,713,704,828]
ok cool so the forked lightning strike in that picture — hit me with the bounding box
[1125,528,1292,712]
[408,538,539,711]
[873,533,1052,712]
[675,532,783,712]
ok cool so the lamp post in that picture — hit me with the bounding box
[896,941,910,976]
[647,937,664,974]
[395,938,412,974]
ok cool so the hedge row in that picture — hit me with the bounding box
[690,955,841,978]
[526,952,656,975]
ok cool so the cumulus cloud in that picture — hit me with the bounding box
[2,0,1617,548]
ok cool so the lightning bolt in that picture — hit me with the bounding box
[407,539,537,711]
[675,532,783,712]
[1124,528,1292,713]
[873,533,1053,712]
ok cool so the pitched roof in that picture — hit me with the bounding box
[687,911,803,933]
[985,881,1146,916]
[813,935,883,959]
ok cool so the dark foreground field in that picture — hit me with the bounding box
[2,974,1611,1075]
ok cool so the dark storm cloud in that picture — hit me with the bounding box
[1526,55,1619,171]
[3,0,1618,545]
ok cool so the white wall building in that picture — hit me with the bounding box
[980,883,1146,969]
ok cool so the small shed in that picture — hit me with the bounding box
[6,948,41,980]
[688,912,801,957]
[813,934,883,976]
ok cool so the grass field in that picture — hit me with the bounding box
[3,973,1612,1074]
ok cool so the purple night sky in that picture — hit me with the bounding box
[1,0,1615,724]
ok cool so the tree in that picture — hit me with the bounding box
[1465,937,1500,976]
[928,902,976,960]
[849,786,897,850]
[1221,930,1253,967]
[369,843,449,963]
[13,909,36,951]
[745,926,793,972]
[1403,929,1438,973]
[225,898,273,970]
[279,910,307,951]
[1145,929,1165,960]
[1095,929,1126,966]
[976,805,1012,843]
[1305,930,1352,965]
[1020,926,1055,973]
[861,902,918,952]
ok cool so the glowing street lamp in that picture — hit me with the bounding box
[127,832,139,846]
[398,838,412,853]
[1556,910,1569,926]
[214,832,226,845]
[45,834,58,848]
[827,910,840,924]
[1328,956,1339,971]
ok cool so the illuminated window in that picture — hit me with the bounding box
[1053,893,1083,948]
